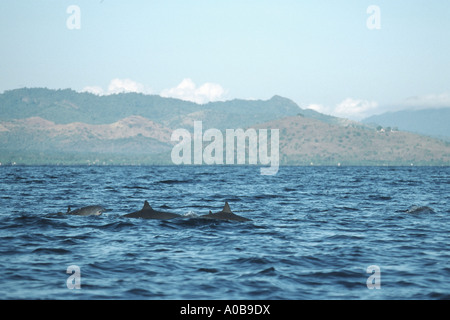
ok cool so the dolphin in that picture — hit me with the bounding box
[405,206,435,214]
[65,205,106,216]
[124,201,181,220]
[200,202,251,222]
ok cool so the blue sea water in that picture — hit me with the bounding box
[0,165,448,300]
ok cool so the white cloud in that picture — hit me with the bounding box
[81,78,226,104]
[81,78,151,95]
[304,93,450,121]
[305,98,378,120]
[403,92,450,108]
[335,98,378,120]
[107,78,148,94]
[81,86,104,96]
[305,103,329,114]
[160,78,226,104]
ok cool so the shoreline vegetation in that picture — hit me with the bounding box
[0,150,448,167]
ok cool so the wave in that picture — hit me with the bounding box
[32,247,71,254]
[197,267,219,273]
[368,195,392,201]
[1,165,449,300]
[156,179,193,184]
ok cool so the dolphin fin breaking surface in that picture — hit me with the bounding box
[200,202,251,222]
[62,200,251,222]
[143,201,152,210]
[222,202,232,213]
[124,201,181,220]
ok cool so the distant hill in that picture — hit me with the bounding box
[0,116,173,154]
[0,88,301,129]
[1,88,449,165]
[253,115,450,165]
[363,108,450,141]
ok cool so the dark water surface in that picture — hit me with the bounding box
[0,165,448,299]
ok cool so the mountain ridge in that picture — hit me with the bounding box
[363,107,450,141]
[0,88,302,129]
[1,88,449,165]
[252,115,450,165]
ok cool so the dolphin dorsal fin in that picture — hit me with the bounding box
[143,201,152,210]
[67,206,71,214]
[209,210,213,214]
[223,202,232,213]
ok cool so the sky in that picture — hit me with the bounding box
[1,0,449,120]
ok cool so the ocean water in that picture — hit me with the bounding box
[0,165,448,300]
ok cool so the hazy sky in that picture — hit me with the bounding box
[1,0,449,119]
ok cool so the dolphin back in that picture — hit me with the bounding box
[200,202,251,222]
[68,205,106,216]
[406,206,435,214]
[124,201,181,220]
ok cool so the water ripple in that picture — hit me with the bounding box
[0,165,448,299]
